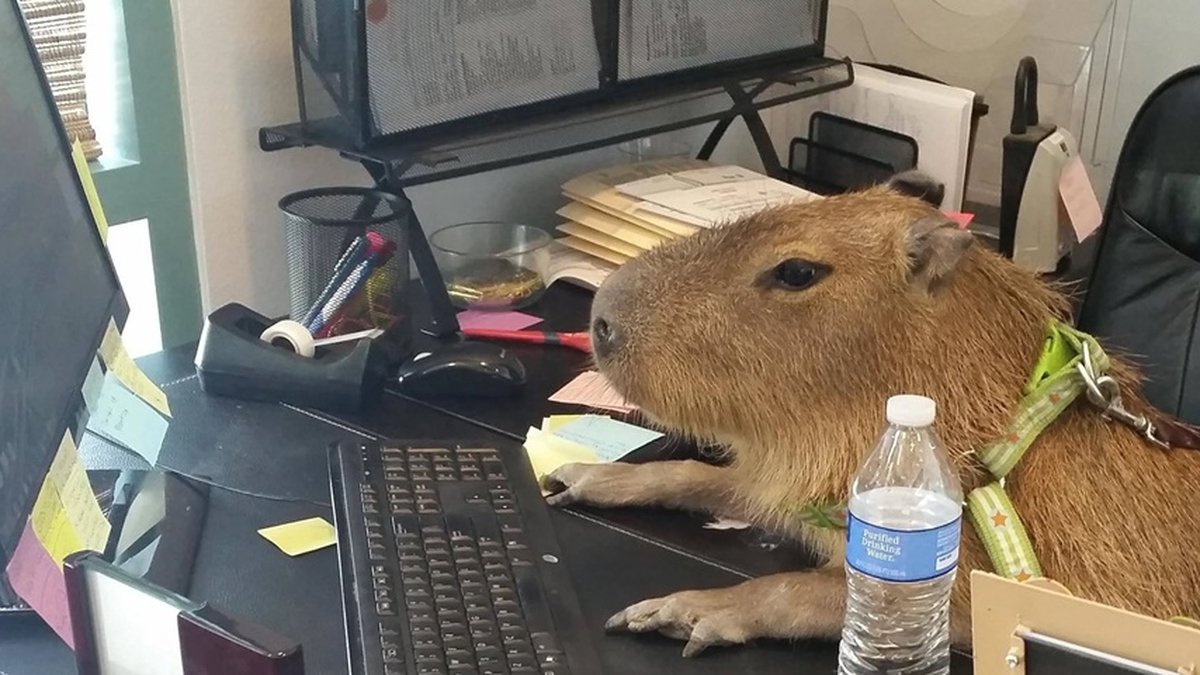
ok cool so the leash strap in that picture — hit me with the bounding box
[966,320,1109,581]
[966,483,1042,581]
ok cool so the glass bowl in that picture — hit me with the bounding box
[430,222,552,311]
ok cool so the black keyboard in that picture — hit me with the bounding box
[330,441,601,675]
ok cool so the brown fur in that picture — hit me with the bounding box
[551,185,1200,654]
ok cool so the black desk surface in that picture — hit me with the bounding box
[3,285,971,674]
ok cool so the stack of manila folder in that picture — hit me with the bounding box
[554,159,821,276]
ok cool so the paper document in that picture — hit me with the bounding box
[619,0,819,80]
[549,371,636,413]
[6,522,75,647]
[771,65,975,209]
[365,1,600,133]
[545,242,617,291]
[615,165,819,227]
[258,517,337,557]
[99,318,171,417]
[556,223,644,258]
[86,371,169,466]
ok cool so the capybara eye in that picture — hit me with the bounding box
[770,259,828,291]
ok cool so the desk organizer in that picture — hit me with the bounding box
[292,0,825,147]
[194,303,391,412]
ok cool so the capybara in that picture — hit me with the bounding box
[544,173,1200,657]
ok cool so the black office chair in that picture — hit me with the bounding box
[1077,65,1200,424]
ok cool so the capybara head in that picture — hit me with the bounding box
[590,174,1068,498]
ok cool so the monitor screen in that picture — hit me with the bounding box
[0,0,128,568]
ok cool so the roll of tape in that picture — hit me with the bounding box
[260,320,315,358]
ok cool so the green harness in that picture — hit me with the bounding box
[798,321,1127,582]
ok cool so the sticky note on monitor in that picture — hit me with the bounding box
[99,318,171,418]
[30,431,111,565]
[6,522,75,647]
[86,371,169,466]
[258,517,337,557]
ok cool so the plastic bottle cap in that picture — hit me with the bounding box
[887,395,936,427]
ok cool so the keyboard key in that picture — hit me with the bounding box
[416,665,447,675]
[376,600,396,616]
[408,599,434,612]
[442,635,471,651]
[501,627,528,644]
[539,652,567,667]
[507,654,537,670]
[414,646,444,664]
[541,666,571,675]
[530,632,561,654]
[411,630,440,647]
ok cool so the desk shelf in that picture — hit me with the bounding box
[260,57,853,188]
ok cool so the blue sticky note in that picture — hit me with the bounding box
[81,356,104,412]
[85,371,168,466]
[550,415,664,462]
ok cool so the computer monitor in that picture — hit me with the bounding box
[0,0,130,571]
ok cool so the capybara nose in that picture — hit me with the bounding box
[591,316,621,358]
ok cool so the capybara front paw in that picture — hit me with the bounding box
[604,589,755,658]
[541,462,644,508]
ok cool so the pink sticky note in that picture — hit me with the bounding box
[944,212,975,229]
[549,371,636,414]
[1059,155,1103,241]
[457,310,543,332]
[6,522,74,648]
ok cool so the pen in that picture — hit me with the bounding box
[303,235,369,329]
[462,328,592,353]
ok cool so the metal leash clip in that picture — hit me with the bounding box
[1075,342,1170,449]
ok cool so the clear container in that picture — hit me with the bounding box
[839,395,963,675]
[430,222,552,311]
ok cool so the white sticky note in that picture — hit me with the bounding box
[551,415,663,461]
[86,372,169,466]
[1059,155,1103,241]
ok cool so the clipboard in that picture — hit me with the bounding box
[971,571,1200,675]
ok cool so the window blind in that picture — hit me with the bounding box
[19,0,101,160]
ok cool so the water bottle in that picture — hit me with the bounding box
[838,395,963,675]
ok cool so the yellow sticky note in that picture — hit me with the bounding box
[523,427,599,484]
[30,432,111,566]
[99,318,171,417]
[51,432,111,553]
[72,139,108,243]
[542,415,586,433]
[257,517,337,557]
[30,482,82,566]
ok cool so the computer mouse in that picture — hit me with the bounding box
[393,341,526,398]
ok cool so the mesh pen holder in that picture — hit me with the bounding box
[280,187,413,358]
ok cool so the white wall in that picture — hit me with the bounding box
[1089,0,1200,200]
[172,0,363,314]
[171,0,758,317]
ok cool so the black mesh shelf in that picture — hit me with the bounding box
[261,56,854,188]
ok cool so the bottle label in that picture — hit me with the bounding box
[845,514,961,583]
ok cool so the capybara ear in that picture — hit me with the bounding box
[907,214,973,292]
[888,170,945,208]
